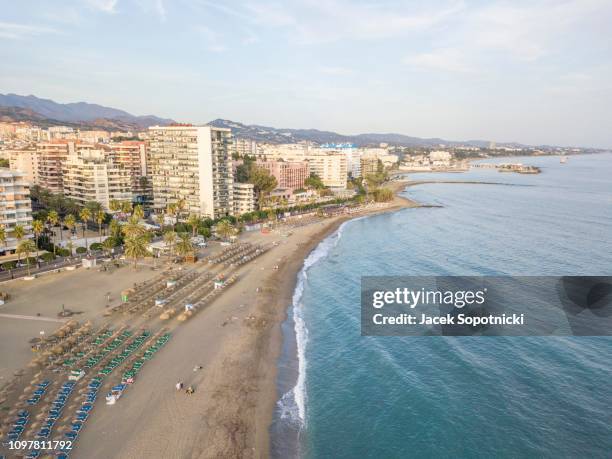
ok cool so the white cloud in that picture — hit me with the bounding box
[0,22,58,40]
[154,0,167,21]
[196,26,227,53]
[243,0,464,44]
[404,48,470,73]
[87,0,119,13]
[319,66,353,76]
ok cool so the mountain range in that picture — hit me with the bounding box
[0,94,174,130]
[0,93,513,147]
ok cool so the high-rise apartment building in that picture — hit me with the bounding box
[62,150,132,211]
[107,141,150,202]
[0,169,33,253]
[8,148,38,184]
[148,125,234,219]
[36,140,74,192]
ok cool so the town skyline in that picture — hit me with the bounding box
[2,0,612,148]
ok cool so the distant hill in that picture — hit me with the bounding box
[208,119,493,148]
[0,93,174,128]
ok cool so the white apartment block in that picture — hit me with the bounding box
[62,150,132,211]
[107,141,149,198]
[148,125,234,219]
[234,138,257,157]
[8,148,38,184]
[0,169,33,252]
[233,182,256,215]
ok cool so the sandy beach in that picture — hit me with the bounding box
[0,180,416,459]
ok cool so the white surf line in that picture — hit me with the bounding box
[0,313,67,323]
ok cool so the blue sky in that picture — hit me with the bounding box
[1,0,611,147]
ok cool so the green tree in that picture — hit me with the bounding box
[133,204,145,221]
[79,207,92,249]
[109,219,122,240]
[0,225,6,250]
[122,215,146,238]
[163,230,177,257]
[64,214,76,241]
[95,210,106,239]
[47,210,60,251]
[305,173,326,192]
[16,239,36,276]
[187,214,200,237]
[120,201,133,215]
[65,241,74,256]
[215,220,235,241]
[109,199,121,213]
[124,234,149,269]
[175,233,194,258]
[166,203,178,230]
[32,219,45,259]
[102,237,116,257]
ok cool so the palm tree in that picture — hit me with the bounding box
[124,235,148,269]
[13,224,25,263]
[16,239,36,276]
[122,215,146,238]
[163,230,176,257]
[166,203,177,230]
[102,237,116,258]
[79,208,92,250]
[187,214,200,237]
[120,201,133,218]
[66,241,74,257]
[133,205,145,221]
[109,199,121,214]
[47,210,60,251]
[95,210,106,239]
[0,225,6,252]
[109,219,121,239]
[175,233,194,259]
[64,214,76,239]
[32,220,44,260]
[215,220,235,241]
[176,198,186,222]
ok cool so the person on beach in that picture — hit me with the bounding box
[186,386,194,395]
[176,381,183,391]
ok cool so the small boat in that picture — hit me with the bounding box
[560,156,567,163]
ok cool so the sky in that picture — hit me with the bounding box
[1,0,611,148]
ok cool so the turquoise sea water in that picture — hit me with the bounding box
[272,153,612,458]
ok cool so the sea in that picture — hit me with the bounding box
[271,153,612,458]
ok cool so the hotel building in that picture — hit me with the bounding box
[255,160,310,191]
[0,169,33,252]
[148,125,234,219]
